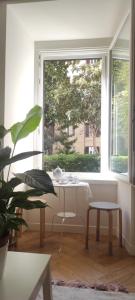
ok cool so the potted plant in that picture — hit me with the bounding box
[0,105,56,278]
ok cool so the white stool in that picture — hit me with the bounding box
[85,202,122,255]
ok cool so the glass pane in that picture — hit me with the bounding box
[43,58,102,172]
[110,14,130,175]
[111,58,129,174]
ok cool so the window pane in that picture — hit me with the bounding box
[85,124,89,137]
[110,58,129,174]
[43,58,102,173]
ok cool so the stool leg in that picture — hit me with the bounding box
[40,207,45,247]
[96,210,100,241]
[85,207,90,249]
[108,210,113,255]
[119,208,122,247]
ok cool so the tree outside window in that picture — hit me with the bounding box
[43,58,101,172]
[111,58,129,174]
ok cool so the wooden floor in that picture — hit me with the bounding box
[15,231,135,292]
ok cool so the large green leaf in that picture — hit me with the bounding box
[8,189,50,214]
[0,200,7,213]
[9,151,42,164]
[0,150,42,172]
[0,215,8,237]
[12,189,47,199]
[0,179,20,202]
[0,147,11,161]
[6,216,28,231]
[0,125,8,139]
[14,169,56,195]
[10,105,42,144]
[0,183,13,201]
[6,177,22,189]
[9,198,48,210]
[0,147,11,172]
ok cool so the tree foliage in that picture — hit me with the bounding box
[112,58,129,156]
[43,59,101,153]
[44,153,100,172]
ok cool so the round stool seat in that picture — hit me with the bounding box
[89,201,120,211]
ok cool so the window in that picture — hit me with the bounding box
[43,57,102,172]
[85,124,89,137]
[110,58,129,174]
[109,15,130,176]
[68,126,75,136]
[84,146,89,154]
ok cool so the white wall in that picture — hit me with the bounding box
[26,178,135,256]
[118,181,135,255]
[0,3,6,128]
[4,8,118,239]
[4,6,134,255]
[5,6,34,173]
[26,181,118,235]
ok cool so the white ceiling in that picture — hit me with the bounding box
[8,0,130,42]
[119,15,130,40]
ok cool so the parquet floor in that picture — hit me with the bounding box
[15,231,135,292]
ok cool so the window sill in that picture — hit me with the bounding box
[111,172,129,184]
[48,172,117,185]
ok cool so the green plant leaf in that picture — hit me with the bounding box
[0,215,8,237]
[12,189,47,198]
[7,217,28,231]
[9,198,48,210]
[0,147,11,161]
[0,184,13,201]
[0,200,7,213]
[6,178,22,189]
[0,125,8,139]
[0,106,56,238]
[10,105,42,144]
[0,150,42,172]
[14,169,56,195]
[9,151,42,164]
[8,190,50,214]
[0,147,11,172]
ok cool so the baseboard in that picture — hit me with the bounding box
[27,222,117,235]
[123,237,135,255]
[22,222,135,256]
[116,229,135,256]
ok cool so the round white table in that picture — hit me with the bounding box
[53,181,92,220]
[51,181,92,251]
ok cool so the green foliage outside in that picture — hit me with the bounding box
[111,156,128,173]
[43,59,101,154]
[44,153,128,174]
[112,59,129,139]
[111,58,129,173]
[44,154,100,172]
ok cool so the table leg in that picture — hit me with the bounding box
[63,187,66,217]
[40,208,45,247]
[96,209,100,241]
[85,207,90,249]
[43,264,53,300]
[108,210,113,255]
[119,208,122,247]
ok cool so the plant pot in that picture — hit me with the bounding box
[0,234,9,279]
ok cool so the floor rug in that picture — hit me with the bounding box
[36,285,135,300]
[52,279,129,293]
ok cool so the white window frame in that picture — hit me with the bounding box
[34,46,109,173]
[109,51,130,181]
